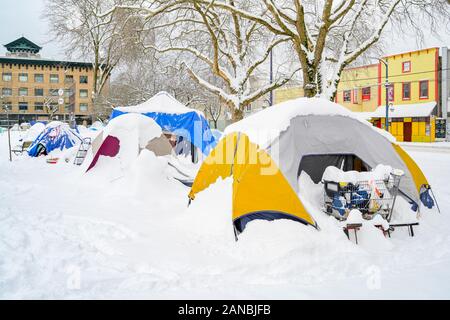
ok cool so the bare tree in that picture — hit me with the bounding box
[190,0,449,100]
[106,50,212,111]
[43,0,142,102]
[100,0,299,120]
[204,98,222,129]
[43,95,60,121]
[151,1,299,120]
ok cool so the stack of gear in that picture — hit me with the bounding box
[323,168,403,221]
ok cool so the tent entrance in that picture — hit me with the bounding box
[298,154,371,184]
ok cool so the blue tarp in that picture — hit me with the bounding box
[28,124,82,157]
[110,109,217,155]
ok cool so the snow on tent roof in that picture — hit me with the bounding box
[110,91,216,155]
[24,122,46,142]
[371,102,436,118]
[114,91,204,116]
[224,97,395,148]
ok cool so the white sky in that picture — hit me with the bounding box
[0,0,449,61]
[0,0,63,60]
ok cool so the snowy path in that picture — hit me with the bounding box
[402,144,450,154]
[1,133,450,299]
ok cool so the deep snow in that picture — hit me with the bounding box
[1,130,450,299]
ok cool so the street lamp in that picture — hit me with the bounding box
[1,96,12,162]
[378,58,390,132]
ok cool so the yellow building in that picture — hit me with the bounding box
[274,85,304,105]
[273,47,443,142]
[372,47,440,142]
[335,64,379,112]
[0,37,107,126]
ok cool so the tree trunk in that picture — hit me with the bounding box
[302,68,318,98]
[232,107,244,122]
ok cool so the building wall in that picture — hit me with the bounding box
[372,117,436,142]
[273,86,304,105]
[379,47,439,108]
[336,64,379,112]
[1,59,98,125]
[372,48,440,142]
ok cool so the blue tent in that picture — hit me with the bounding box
[28,122,82,157]
[110,92,217,155]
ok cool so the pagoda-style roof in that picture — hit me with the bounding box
[4,37,42,54]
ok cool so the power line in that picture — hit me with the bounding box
[338,67,450,83]
[336,77,441,93]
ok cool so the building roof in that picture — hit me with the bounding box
[4,37,42,54]
[0,56,93,69]
[382,47,439,59]
[370,102,437,118]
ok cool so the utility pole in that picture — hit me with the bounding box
[378,58,390,132]
[269,49,273,106]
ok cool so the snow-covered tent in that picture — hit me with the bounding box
[24,122,46,142]
[110,92,217,157]
[28,122,82,157]
[188,98,435,234]
[85,113,174,177]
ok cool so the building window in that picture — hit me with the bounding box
[34,74,44,83]
[1,88,12,96]
[402,82,411,100]
[19,102,28,111]
[49,89,59,96]
[65,75,74,83]
[402,61,411,73]
[50,74,59,83]
[34,102,44,111]
[79,103,88,112]
[80,75,88,84]
[387,84,394,102]
[34,88,44,97]
[19,73,28,82]
[343,90,351,102]
[2,73,12,81]
[79,89,88,98]
[362,87,371,101]
[64,89,71,97]
[419,80,429,99]
[19,88,28,97]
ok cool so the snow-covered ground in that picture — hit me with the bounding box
[1,131,450,299]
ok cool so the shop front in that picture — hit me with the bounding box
[368,102,437,142]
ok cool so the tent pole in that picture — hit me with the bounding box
[233,224,239,242]
[429,187,441,213]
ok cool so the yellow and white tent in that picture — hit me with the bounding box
[188,98,433,234]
